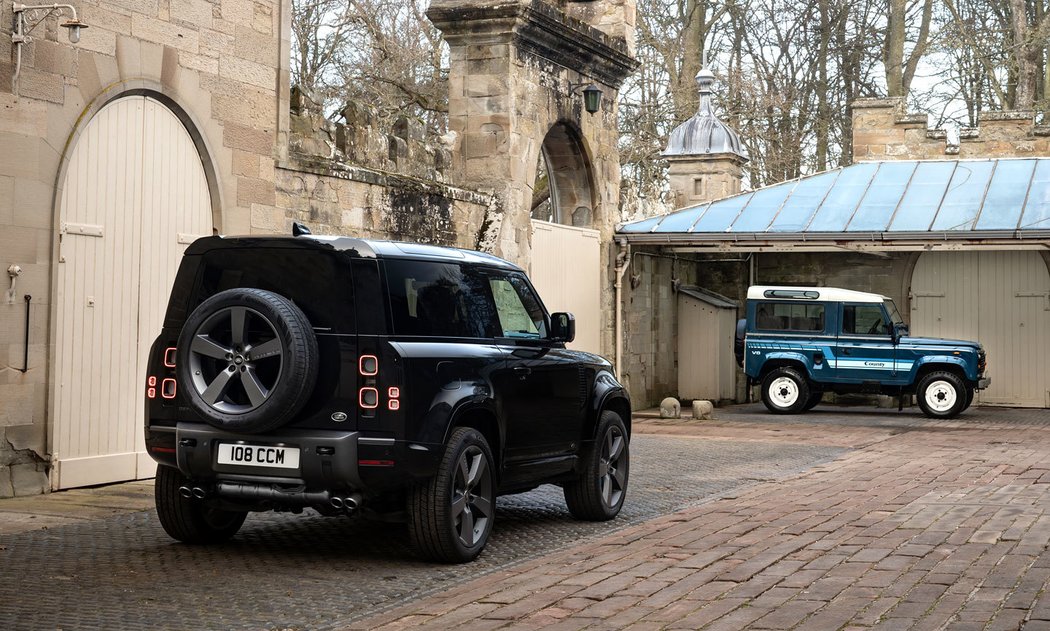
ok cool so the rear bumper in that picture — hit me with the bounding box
[173,423,366,489]
[146,422,444,496]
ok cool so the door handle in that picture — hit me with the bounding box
[514,366,531,380]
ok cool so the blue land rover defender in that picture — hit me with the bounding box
[740,286,989,418]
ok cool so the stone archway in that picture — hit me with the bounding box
[532,121,596,228]
[428,0,638,357]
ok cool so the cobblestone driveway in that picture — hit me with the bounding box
[0,433,843,630]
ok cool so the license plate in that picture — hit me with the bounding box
[216,443,300,469]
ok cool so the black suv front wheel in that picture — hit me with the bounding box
[564,411,629,521]
[408,427,496,563]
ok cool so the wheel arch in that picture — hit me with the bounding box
[913,358,969,386]
[757,357,811,381]
[445,403,502,471]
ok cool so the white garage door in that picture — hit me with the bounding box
[911,251,1050,407]
[52,96,214,489]
[530,220,601,354]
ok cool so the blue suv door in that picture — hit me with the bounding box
[835,303,904,384]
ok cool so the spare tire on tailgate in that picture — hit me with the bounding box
[176,288,319,434]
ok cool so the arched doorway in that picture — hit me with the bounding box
[529,122,602,354]
[531,123,596,227]
[52,95,215,489]
[911,251,1050,407]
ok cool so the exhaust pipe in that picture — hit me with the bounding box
[178,485,193,499]
[191,486,208,499]
[345,493,362,510]
[330,496,345,509]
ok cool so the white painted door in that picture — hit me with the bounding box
[53,96,213,489]
[911,251,1050,407]
[529,220,602,355]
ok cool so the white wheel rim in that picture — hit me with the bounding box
[924,380,958,412]
[768,376,799,407]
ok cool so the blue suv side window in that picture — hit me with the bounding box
[755,301,825,332]
[842,304,890,336]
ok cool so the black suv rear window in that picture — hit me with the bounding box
[193,248,354,332]
[384,260,500,338]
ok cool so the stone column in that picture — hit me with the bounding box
[427,0,637,267]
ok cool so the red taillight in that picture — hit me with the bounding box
[359,387,378,409]
[388,386,399,398]
[163,347,177,367]
[358,459,395,467]
[148,376,157,387]
[147,387,156,399]
[149,446,176,454]
[359,355,378,376]
[388,400,400,411]
[161,378,177,399]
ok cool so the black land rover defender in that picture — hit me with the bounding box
[144,232,631,563]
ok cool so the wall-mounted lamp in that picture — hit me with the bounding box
[569,82,603,115]
[10,3,87,92]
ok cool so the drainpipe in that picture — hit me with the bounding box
[614,238,630,381]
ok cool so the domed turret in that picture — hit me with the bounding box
[663,66,748,209]
[664,68,748,158]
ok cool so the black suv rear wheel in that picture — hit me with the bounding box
[408,427,496,563]
[155,465,247,544]
[177,288,319,434]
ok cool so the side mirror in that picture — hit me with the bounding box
[550,312,576,343]
[893,322,909,340]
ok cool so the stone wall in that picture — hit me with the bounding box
[0,0,288,495]
[276,93,494,247]
[852,97,1050,161]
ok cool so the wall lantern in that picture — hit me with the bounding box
[569,81,603,115]
[582,84,602,114]
[10,3,88,91]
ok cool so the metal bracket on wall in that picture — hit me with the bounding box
[20,294,32,373]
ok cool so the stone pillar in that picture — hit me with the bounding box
[427,0,638,267]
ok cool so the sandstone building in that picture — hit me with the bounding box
[0,0,637,496]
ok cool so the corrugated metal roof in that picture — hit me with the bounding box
[620,158,1050,245]
[678,285,738,309]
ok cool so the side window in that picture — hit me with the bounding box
[754,302,825,332]
[384,260,500,338]
[489,274,548,339]
[842,304,890,336]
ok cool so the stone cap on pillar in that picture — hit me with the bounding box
[427,0,639,89]
[663,67,748,161]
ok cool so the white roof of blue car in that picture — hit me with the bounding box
[747,286,886,303]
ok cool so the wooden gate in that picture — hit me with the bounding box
[529,220,602,355]
[911,251,1050,407]
[52,96,213,489]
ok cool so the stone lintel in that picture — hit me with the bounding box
[427,0,639,89]
[980,110,1035,123]
[850,97,906,112]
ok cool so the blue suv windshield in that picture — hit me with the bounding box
[884,299,905,325]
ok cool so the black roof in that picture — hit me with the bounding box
[184,234,522,271]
